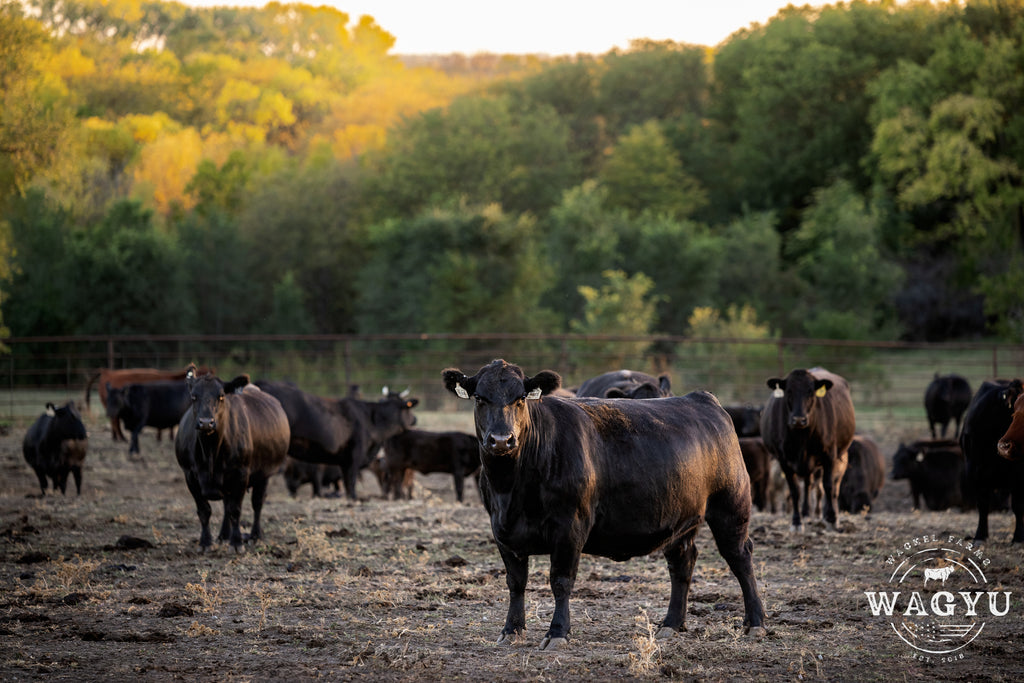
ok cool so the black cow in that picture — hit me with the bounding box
[176,369,290,551]
[959,379,1024,542]
[575,369,672,399]
[924,373,972,439]
[23,401,88,496]
[726,404,762,437]
[761,367,856,531]
[255,381,418,500]
[380,429,480,502]
[891,439,968,511]
[738,437,773,512]
[838,435,885,513]
[443,359,764,649]
[107,380,190,456]
[283,458,343,498]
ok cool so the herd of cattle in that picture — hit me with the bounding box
[17,361,1024,647]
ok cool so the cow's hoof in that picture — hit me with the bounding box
[655,626,678,640]
[496,632,516,645]
[745,626,768,639]
[826,522,838,532]
[789,524,803,533]
[538,636,568,651]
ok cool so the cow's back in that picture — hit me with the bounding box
[256,381,352,453]
[228,388,290,470]
[505,392,746,558]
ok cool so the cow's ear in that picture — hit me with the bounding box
[186,363,198,379]
[814,379,833,398]
[443,369,475,400]
[606,388,628,398]
[225,374,250,394]
[658,374,672,395]
[525,370,561,399]
[766,378,784,390]
[46,402,56,416]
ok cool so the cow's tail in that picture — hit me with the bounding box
[84,369,102,413]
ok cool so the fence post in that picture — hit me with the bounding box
[107,338,114,369]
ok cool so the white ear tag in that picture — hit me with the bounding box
[526,387,543,400]
[916,452,925,462]
[455,383,470,400]
[772,388,784,398]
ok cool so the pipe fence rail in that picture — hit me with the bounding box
[3,333,1023,439]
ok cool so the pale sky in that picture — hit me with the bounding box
[179,1,823,54]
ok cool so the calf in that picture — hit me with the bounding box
[738,437,774,512]
[924,373,972,439]
[23,401,88,496]
[85,366,208,441]
[575,369,672,399]
[107,380,190,457]
[176,369,290,551]
[283,458,343,498]
[890,439,967,511]
[760,367,855,531]
[380,429,480,502]
[256,381,418,500]
[838,435,885,513]
[443,359,764,649]
[959,379,1024,542]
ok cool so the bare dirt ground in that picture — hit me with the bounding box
[1,407,1022,682]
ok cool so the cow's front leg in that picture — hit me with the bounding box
[784,469,803,532]
[1011,485,1024,543]
[497,546,528,643]
[821,451,845,530]
[184,472,214,550]
[541,545,581,650]
[222,478,245,551]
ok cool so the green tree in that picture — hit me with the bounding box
[357,203,556,334]
[784,180,904,339]
[364,94,578,218]
[599,120,707,218]
[570,269,660,367]
[64,199,193,334]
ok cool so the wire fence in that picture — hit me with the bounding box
[3,333,1023,438]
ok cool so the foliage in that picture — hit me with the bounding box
[569,269,660,368]
[4,0,1024,343]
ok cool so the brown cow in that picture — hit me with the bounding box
[85,366,211,441]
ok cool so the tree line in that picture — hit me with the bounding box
[2,0,1023,345]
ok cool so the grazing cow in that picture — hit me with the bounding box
[85,366,208,441]
[175,369,290,551]
[890,439,968,511]
[283,458,343,498]
[255,381,418,500]
[23,401,88,496]
[726,404,762,437]
[575,369,672,399]
[106,380,190,457]
[838,435,885,513]
[443,359,764,649]
[380,429,480,502]
[960,379,1024,542]
[760,367,856,531]
[924,373,972,439]
[738,437,774,512]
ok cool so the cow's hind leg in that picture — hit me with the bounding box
[72,466,82,495]
[705,490,766,636]
[1011,487,1024,543]
[248,474,270,543]
[658,522,699,638]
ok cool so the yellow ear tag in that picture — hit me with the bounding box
[815,385,827,398]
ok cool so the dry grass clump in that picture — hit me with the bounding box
[627,608,662,675]
[54,554,100,590]
[184,568,222,613]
